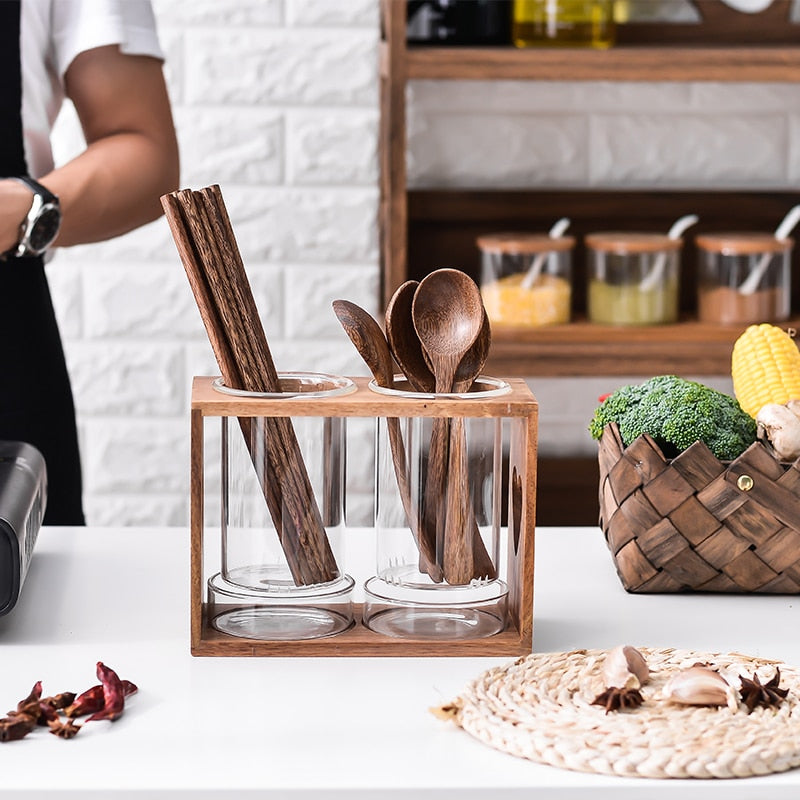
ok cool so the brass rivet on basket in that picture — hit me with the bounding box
[737,474,754,492]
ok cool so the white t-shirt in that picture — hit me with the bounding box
[20,0,164,179]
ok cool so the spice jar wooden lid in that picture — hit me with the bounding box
[696,232,794,255]
[585,232,682,254]
[477,232,576,254]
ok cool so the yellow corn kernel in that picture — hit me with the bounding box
[732,323,800,417]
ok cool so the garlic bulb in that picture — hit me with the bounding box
[785,398,800,420]
[662,666,738,713]
[756,402,800,461]
[602,645,650,690]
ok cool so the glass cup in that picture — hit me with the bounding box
[586,232,681,325]
[207,373,357,641]
[478,232,573,327]
[696,233,792,325]
[362,377,512,641]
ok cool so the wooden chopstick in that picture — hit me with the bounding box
[161,186,338,586]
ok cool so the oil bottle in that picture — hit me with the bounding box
[512,0,616,48]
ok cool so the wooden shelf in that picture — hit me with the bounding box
[378,0,800,524]
[405,188,800,374]
[382,44,800,83]
[487,317,800,377]
[378,0,800,378]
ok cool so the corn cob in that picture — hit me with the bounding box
[732,323,800,417]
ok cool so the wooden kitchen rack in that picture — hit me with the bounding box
[189,375,537,656]
[380,0,800,526]
[380,0,800,377]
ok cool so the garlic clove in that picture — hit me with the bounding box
[603,645,650,690]
[785,398,800,420]
[756,402,800,461]
[662,666,738,713]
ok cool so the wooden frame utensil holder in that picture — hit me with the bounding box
[190,375,537,656]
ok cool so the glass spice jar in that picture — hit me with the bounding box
[586,232,682,326]
[696,232,792,325]
[478,232,573,327]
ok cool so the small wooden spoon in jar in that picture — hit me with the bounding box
[332,299,442,581]
[385,280,436,393]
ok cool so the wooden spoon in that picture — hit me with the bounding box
[454,310,491,393]
[411,270,485,583]
[332,300,442,582]
[332,299,395,388]
[445,308,495,583]
[411,269,485,395]
[385,280,436,393]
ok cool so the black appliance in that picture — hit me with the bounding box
[0,441,47,616]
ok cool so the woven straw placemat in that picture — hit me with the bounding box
[434,647,800,779]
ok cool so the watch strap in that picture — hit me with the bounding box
[11,176,59,205]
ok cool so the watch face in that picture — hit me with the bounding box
[28,205,61,253]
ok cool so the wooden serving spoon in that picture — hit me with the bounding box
[385,280,436,393]
[445,309,495,583]
[411,270,486,584]
[454,310,490,393]
[332,299,442,582]
[411,269,485,395]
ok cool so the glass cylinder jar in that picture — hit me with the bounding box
[512,0,615,48]
[586,232,682,325]
[363,377,512,641]
[696,233,792,325]
[478,232,573,327]
[207,373,357,641]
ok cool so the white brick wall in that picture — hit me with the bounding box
[47,0,800,526]
[49,0,379,526]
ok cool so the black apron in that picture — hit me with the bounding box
[1,1,85,525]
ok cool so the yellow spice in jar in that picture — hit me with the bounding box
[588,277,678,325]
[481,273,571,327]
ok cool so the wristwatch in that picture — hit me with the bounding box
[5,176,62,259]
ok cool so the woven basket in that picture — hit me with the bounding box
[598,422,800,593]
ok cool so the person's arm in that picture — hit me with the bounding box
[0,44,179,254]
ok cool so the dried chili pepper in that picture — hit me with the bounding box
[2,663,136,741]
[16,680,42,709]
[0,713,37,742]
[36,701,59,726]
[42,692,76,711]
[66,677,136,718]
[85,662,126,722]
[64,685,104,718]
[9,680,43,719]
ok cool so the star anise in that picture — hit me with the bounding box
[47,718,82,739]
[738,668,789,714]
[592,686,644,714]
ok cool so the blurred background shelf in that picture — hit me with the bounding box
[487,318,800,377]
[386,44,800,82]
[378,0,800,524]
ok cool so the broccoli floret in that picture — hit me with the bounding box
[589,375,756,461]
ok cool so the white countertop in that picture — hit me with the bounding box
[0,525,798,798]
